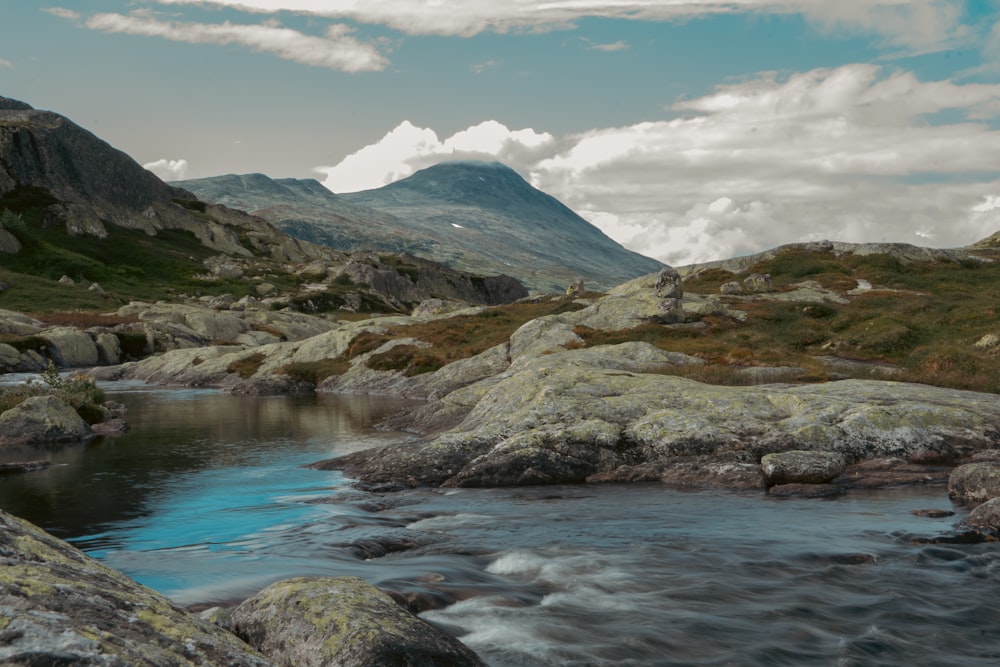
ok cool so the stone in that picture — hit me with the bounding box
[0,509,270,666]
[0,228,20,254]
[230,576,485,667]
[654,266,683,299]
[962,497,1000,533]
[761,450,847,486]
[975,333,1000,350]
[743,273,773,293]
[948,462,1000,506]
[720,281,742,295]
[40,326,100,367]
[58,274,75,285]
[0,395,93,446]
[94,331,122,365]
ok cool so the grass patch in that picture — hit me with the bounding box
[226,352,266,380]
[278,358,350,384]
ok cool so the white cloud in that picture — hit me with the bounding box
[586,40,630,52]
[318,64,1000,266]
[152,0,976,52]
[0,59,12,69]
[317,120,555,193]
[144,158,190,181]
[42,7,82,21]
[79,12,388,72]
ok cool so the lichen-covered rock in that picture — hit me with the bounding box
[0,395,93,446]
[0,509,271,666]
[761,450,846,486]
[948,463,1000,506]
[230,576,485,667]
[40,326,100,367]
[321,354,1000,490]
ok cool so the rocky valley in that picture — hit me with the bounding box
[2,95,1000,665]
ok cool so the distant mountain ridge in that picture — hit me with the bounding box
[176,161,666,292]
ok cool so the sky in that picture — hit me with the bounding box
[2,1,1000,266]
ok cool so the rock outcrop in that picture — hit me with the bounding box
[0,509,270,666]
[316,355,1000,489]
[230,577,485,667]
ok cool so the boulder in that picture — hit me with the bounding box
[0,395,93,446]
[0,228,20,254]
[230,576,485,667]
[0,309,42,335]
[761,450,846,486]
[654,267,683,299]
[961,497,1000,535]
[41,326,100,367]
[0,509,270,666]
[948,462,1000,506]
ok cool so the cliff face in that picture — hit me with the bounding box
[0,96,322,261]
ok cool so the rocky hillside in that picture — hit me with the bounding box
[176,161,666,293]
[0,97,527,315]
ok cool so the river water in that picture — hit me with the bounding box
[1,380,999,666]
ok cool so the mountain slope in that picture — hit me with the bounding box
[177,161,666,292]
[0,97,527,313]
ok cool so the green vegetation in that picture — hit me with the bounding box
[585,249,1000,393]
[0,362,107,423]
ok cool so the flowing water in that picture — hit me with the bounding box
[1,380,999,666]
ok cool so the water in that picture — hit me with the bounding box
[1,381,999,666]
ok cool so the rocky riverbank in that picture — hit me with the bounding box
[0,509,484,666]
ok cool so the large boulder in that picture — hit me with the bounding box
[948,463,1000,506]
[0,395,93,446]
[0,509,270,666]
[41,326,100,367]
[230,576,485,667]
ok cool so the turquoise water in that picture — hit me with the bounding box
[1,381,998,666]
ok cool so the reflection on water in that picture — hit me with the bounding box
[2,382,1000,666]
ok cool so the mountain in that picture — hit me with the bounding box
[0,95,318,263]
[0,97,527,313]
[176,161,666,293]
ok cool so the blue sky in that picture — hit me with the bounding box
[2,1,1000,265]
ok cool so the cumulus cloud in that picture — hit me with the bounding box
[318,64,1000,266]
[584,39,630,52]
[79,12,388,72]
[144,158,190,181]
[152,0,975,52]
[318,120,555,193]
[0,59,13,69]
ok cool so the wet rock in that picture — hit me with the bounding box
[834,457,952,489]
[230,576,485,667]
[948,462,1000,506]
[0,395,93,446]
[767,483,847,498]
[0,460,50,475]
[961,497,1000,535]
[911,508,955,518]
[761,450,846,486]
[0,509,270,666]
